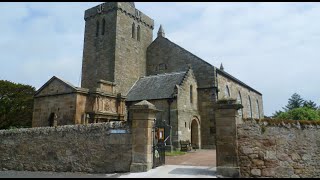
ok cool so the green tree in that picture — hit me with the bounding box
[303,100,318,110]
[283,93,305,111]
[272,110,283,117]
[277,107,320,121]
[0,80,36,129]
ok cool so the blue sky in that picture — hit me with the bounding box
[0,2,319,116]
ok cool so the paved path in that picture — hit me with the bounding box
[166,149,216,166]
[115,149,217,178]
[118,165,216,178]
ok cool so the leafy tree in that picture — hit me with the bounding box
[303,100,318,110]
[0,80,36,129]
[283,93,304,111]
[272,110,283,117]
[273,93,320,120]
[277,107,320,121]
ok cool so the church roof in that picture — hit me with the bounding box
[149,36,262,95]
[34,76,88,96]
[126,71,187,101]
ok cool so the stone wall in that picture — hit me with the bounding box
[33,77,90,127]
[114,2,154,96]
[147,36,216,149]
[176,69,200,148]
[81,2,117,90]
[147,36,215,88]
[0,122,132,173]
[81,2,154,96]
[33,93,78,127]
[198,88,216,149]
[144,99,178,149]
[237,120,320,178]
[75,94,88,124]
[216,72,263,119]
[127,99,176,141]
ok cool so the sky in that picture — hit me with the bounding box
[0,2,319,116]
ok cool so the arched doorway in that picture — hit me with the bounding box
[191,118,200,149]
[48,113,55,127]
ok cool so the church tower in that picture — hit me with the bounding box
[81,2,154,95]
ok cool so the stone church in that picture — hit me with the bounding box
[32,2,263,149]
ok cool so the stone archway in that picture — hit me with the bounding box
[191,118,201,149]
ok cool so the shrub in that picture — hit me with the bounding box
[276,107,320,121]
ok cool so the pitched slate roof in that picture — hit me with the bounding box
[149,36,262,95]
[126,71,187,102]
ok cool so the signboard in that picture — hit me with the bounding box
[157,128,164,140]
[110,129,126,134]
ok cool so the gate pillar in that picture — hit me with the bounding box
[129,100,160,172]
[215,99,243,178]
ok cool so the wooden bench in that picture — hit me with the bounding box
[180,140,192,152]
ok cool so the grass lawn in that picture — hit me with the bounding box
[165,151,186,156]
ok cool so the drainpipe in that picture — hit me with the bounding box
[167,98,174,149]
[214,67,219,101]
[167,98,173,125]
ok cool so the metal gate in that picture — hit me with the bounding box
[152,121,166,168]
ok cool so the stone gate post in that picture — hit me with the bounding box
[129,100,160,172]
[215,99,243,178]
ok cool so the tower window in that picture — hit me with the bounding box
[158,63,167,71]
[225,85,230,97]
[237,91,243,118]
[190,85,193,104]
[96,20,100,37]
[248,95,252,119]
[102,18,106,35]
[132,23,136,39]
[137,25,140,41]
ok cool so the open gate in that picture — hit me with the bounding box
[152,120,166,168]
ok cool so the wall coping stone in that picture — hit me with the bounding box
[241,118,320,129]
[130,100,162,112]
[0,122,129,136]
[215,99,243,110]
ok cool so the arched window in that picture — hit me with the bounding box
[225,85,230,97]
[132,23,136,39]
[96,20,100,37]
[248,95,252,119]
[237,91,243,118]
[102,19,106,35]
[137,25,140,41]
[256,99,260,119]
[190,85,193,104]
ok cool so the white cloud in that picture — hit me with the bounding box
[1,2,320,116]
[138,2,320,115]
